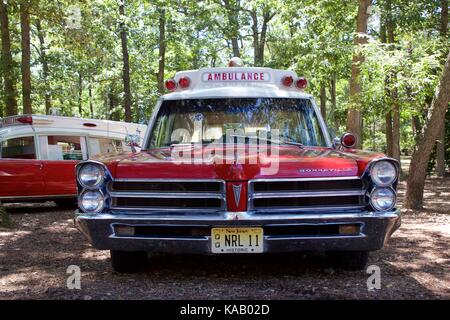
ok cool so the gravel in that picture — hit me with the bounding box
[0,178,449,300]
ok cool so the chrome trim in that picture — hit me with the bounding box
[248,176,365,211]
[249,205,366,212]
[108,178,227,212]
[252,190,365,199]
[109,206,226,212]
[76,209,400,222]
[109,191,225,199]
[249,176,361,182]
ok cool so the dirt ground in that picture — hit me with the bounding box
[0,178,449,300]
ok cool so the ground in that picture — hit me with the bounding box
[0,178,449,300]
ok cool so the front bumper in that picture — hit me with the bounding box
[74,209,401,253]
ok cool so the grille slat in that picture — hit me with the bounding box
[249,178,366,211]
[109,179,225,212]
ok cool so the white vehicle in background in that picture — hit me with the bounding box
[0,115,146,206]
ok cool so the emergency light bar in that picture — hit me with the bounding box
[164,57,308,92]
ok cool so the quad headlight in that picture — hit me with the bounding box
[370,187,396,211]
[78,163,105,189]
[370,160,397,187]
[79,190,105,213]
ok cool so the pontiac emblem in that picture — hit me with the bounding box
[232,184,242,207]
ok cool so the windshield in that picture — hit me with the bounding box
[147,98,328,148]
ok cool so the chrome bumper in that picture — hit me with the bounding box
[74,209,401,253]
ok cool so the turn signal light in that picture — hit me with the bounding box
[339,224,360,235]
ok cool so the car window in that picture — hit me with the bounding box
[39,135,87,160]
[88,137,127,157]
[0,136,36,159]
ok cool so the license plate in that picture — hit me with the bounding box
[211,227,263,253]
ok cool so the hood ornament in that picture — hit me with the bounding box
[232,184,242,207]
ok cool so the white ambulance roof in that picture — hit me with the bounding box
[0,115,146,140]
[162,67,313,101]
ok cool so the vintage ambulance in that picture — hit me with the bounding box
[74,58,401,273]
[0,115,146,205]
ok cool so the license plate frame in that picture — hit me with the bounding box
[211,227,263,253]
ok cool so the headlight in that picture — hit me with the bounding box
[370,187,396,211]
[78,163,105,189]
[370,160,397,186]
[79,190,105,213]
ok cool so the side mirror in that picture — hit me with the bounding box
[340,132,357,148]
[125,134,141,151]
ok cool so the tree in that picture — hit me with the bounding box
[35,19,52,114]
[346,0,371,148]
[0,1,18,116]
[405,51,450,209]
[119,0,132,122]
[20,0,32,114]
[157,7,166,94]
[435,0,448,177]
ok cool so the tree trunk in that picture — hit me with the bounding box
[320,82,327,120]
[0,2,18,116]
[329,74,338,132]
[223,0,240,57]
[119,0,132,122]
[157,8,166,94]
[405,51,450,209]
[385,112,393,156]
[89,80,94,117]
[36,19,51,114]
[78,72,83,116]
[346,0,371,148]
[436,0,448,177]
[384,0,401,162]
[20,2,32,114]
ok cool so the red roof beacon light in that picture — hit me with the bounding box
[165,79,177,91]
[178,76,191,89]
[228,57,244,67]
[295,77,308,90]
[281,76,294,87]
[341,132,357,148]
[17,116,33,124]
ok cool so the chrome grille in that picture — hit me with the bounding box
[249,177,366,211]
[109,179,226,212]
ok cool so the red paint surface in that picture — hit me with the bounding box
[0,145,385,200]
[0,159,45,197]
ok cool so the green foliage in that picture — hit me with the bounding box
[0,0,448,162]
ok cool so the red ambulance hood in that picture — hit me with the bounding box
[97,145,385,181]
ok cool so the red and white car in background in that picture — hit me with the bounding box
[74,59,401,273]
[0,115,146,206]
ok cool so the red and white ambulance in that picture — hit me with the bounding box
[0,115,146,205]
[74,59,401,273]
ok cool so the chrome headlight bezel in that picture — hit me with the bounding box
[78,189,105,214]
[369,160,398,187]
[369,187,396,211]
[77,162,106,189]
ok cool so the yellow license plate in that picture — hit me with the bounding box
[211,227,263,253]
